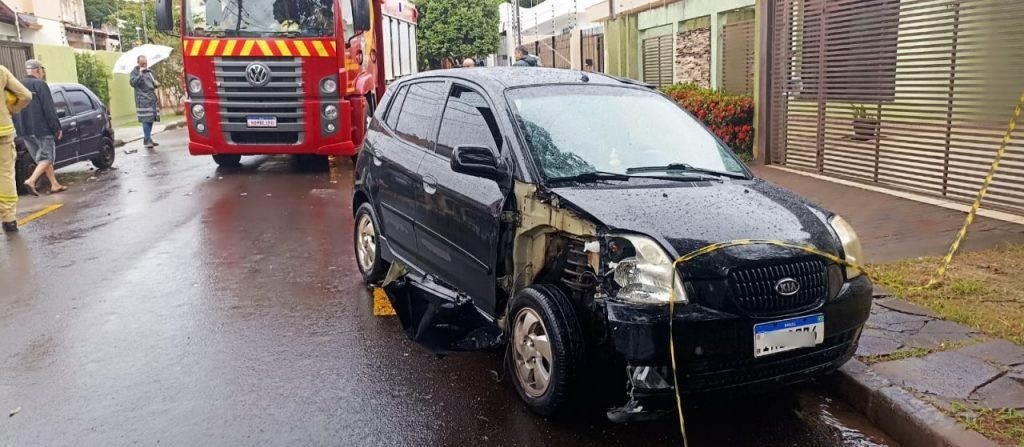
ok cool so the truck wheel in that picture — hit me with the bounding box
[14,151,35,195]
[91,138,116,169]
[507,285,584,417]
[354,203,389,283]
[213,154,242,167]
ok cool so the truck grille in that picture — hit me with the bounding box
[214,57,304,145]
[727,258,828,316]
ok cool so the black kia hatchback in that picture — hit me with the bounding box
[352,68,872,419]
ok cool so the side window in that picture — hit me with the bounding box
[435,86,502,159]
[393,81,445,148]
[384,85,408,130]
[66,90,94,115]
[52,92,70,119]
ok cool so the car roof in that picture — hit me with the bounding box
[393,67,656,94]
[49,83,88,91]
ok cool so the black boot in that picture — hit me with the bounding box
[2,221,17,233]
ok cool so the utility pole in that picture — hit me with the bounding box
[142,0,148,43]
[91,22,97,50]
[13,5,21,42]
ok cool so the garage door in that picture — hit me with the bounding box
[642,35,674,89]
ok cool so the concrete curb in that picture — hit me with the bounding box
[828,359,998,447]
[114,119,187,148]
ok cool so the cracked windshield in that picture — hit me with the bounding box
[186,0,346,37]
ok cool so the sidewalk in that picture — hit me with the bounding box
[751,166,1024,262]
[113,119,187,147]
[752,165,1024,446]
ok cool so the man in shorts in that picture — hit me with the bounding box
[16,59,65,195]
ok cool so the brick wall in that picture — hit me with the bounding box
[675,28,711,88]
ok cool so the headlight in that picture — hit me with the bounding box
[191,104,205,120]
[830,214,864,278]
[188,78,202,94]
[610,235,686,305]
[320,78,338,94]
[323,104,338,120]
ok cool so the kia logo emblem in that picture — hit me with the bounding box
[245,62,271,87]
[775,278,801,296]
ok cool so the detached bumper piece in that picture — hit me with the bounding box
[383,273,502,355]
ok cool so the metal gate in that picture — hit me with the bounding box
[721,20,755,95]
[767,0,1024,213]
[642,35,674,89]
[581,28,604,72]
[0,41,32,74]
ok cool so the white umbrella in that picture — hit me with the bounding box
[112,44,174,74]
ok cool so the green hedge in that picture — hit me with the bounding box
[75,52,112,106]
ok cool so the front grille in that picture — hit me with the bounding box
[728,258,828,316]
[214,57,304,145]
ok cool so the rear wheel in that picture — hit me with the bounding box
[91,138,115,169]
[354,203,389,283]
[213,154,242,167]
[507,285,584,417]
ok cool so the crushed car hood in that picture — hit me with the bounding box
[550,178,841,267]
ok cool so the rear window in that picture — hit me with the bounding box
[66,90,94,115]
[393,81,445,147]
[384,85,408,130]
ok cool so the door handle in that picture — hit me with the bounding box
[372,153,383,166]
[422,176,437,195]
[69,121,77,126]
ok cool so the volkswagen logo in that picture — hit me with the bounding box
[775,278,801,296]
[245,62,271,87]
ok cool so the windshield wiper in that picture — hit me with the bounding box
[545,171,632,184]
[625,163,747,179]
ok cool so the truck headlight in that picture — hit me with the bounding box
[188,78,202,94]
[610,235,686,305]
[323,104,338,120]
[191,104,205,120]
[830,214,864,279]
[320,78,337,94]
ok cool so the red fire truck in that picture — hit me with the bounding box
[155,0,418,166]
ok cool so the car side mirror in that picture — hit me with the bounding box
[155,0,174,32]
[451,145,506,181]
[352,0,372,32]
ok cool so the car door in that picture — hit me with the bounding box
[65,89,104,158]
[372,80,447,268]
[51,91,80,164]
[415,83,509,314]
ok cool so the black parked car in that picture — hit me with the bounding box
[352,68,872,419]
[15,83,115,194]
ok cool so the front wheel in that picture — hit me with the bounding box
[354,203,389,283]
[507,285,584,417]
[91,138,115,169]
[213,154,242,167]
[14,150,36,195]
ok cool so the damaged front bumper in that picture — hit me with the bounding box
[605,274,872,416]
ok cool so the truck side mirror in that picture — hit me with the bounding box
[352,0,372,32]
[155,0,174,32]
[451,145,506,181]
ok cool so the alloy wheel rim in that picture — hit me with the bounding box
[512,307,553,397]
[356,214,377,273]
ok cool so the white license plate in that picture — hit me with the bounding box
[247,116,277,128]
[753,314,824,358]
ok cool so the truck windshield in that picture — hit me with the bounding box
[186,0,343,38]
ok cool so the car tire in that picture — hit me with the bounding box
[507,285,585,417]
[213,154,242,167]
[14,150,36,196]
[91,138,116,169]
[354,202,389,283]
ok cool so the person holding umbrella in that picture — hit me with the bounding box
[130,55,161,149]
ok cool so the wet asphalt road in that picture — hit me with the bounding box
[1,129,898,446]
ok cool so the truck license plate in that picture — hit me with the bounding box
[753,314,824,358]
[247,116,277,128]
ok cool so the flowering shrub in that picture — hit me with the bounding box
[663,83,754,161]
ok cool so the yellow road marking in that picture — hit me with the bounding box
[372,287,396,316]
[17,203,63,226]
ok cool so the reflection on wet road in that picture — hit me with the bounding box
[0,130,897,446]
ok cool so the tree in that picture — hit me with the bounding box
[85,0,119,27]
[76,52,112,106]
[116,0,186,110]
[416,0,502,69]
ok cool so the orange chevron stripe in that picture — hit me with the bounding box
[275,40,292,57]
[205,39,220,56]
[222,39,238,56]
[190,40,203,56]
[183,39,342,58]
[256,40,273,56]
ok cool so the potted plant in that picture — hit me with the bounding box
[851,104,880,141]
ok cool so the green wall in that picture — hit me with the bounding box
[31,45,137,123]
[32,45,78,83]
[94,51,137,122]
[605,14,639,80]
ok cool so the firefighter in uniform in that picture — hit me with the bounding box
[0,64,33,232]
